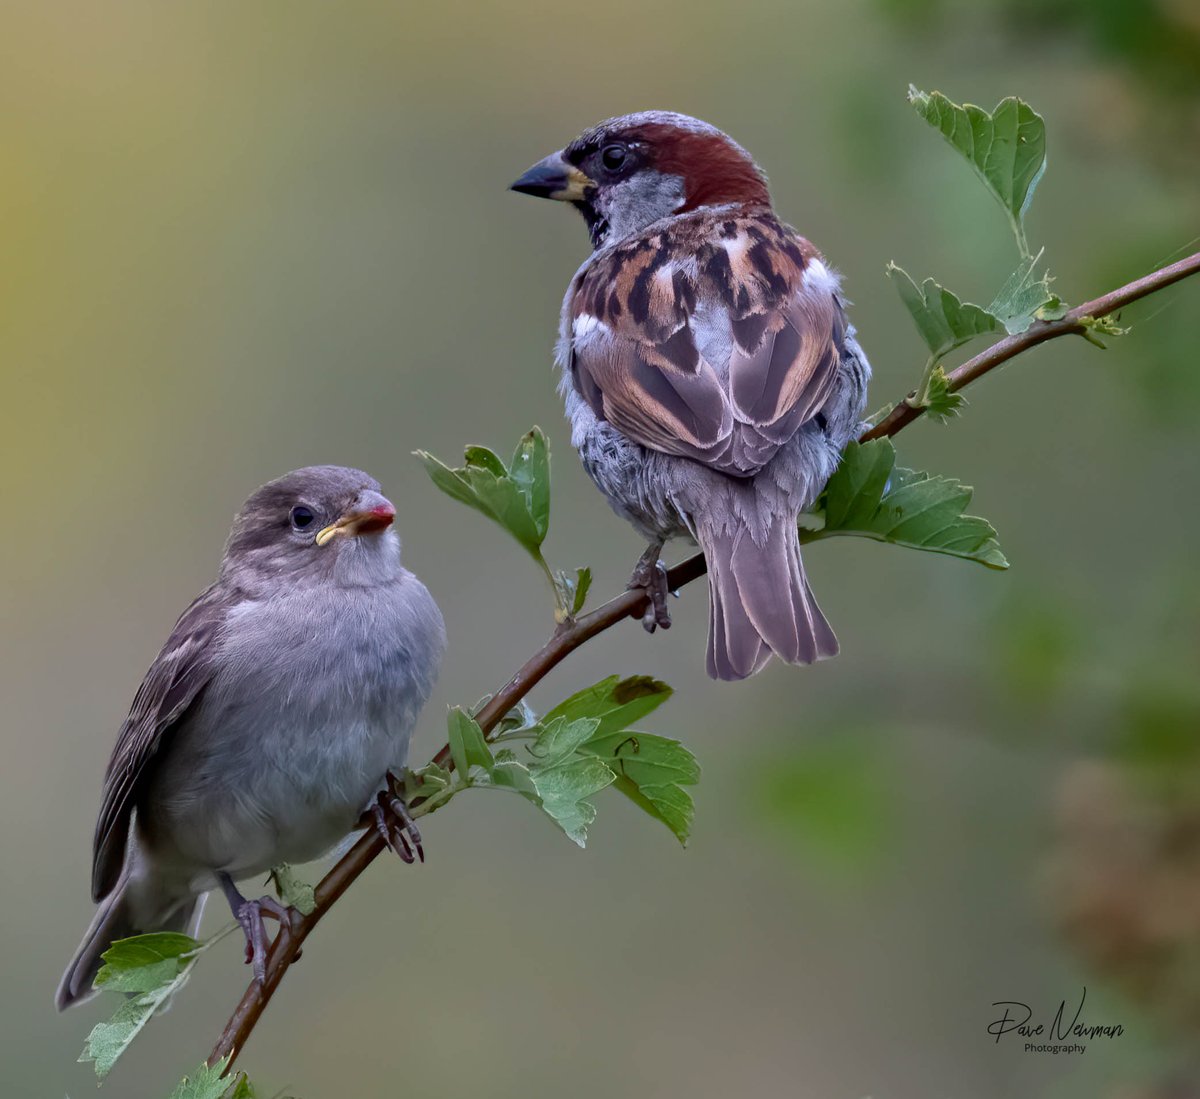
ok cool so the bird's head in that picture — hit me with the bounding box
[511,111,770,249]
[223,465,400,588]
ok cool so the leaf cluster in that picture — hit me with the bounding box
[888,89,1091,420]
[80,930,256,1096]
[447,675,699,846]
[165,1059,255,1099]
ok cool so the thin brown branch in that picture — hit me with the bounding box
[208,247,1200,1070]
[862,249,1200,441]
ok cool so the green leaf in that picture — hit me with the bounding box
[448,679,692,848]
[988,252,1065,334]
[805,439,1009,569]
[539,676,693,844]
[819,439,893,532]
[580,730,700,845]
[509,428,551,543]
[406,760,457,815]
[924,363,966,422]
[485,749,543,800]
[415,432,550,558]
[270,863,316,916]
[465,469,544,556]
[165,1059,254,1099]
[447,707,495,777]
[467,716,616,846]
[492,698,540,738]
[444,711,529,794]
[444,709,607,840]
[415,450,491,513]
[551,565,592,617]
[908,86,1046,256]
[528,715,601,766]
[461,445,507,477]
[572,566,592,615]
[543,675,674,737]
[527,751,616,846]
[887,263,1002,358]
[81,998,155,1078]
[92,932,200,994]
[1078,313,1129,348]
[81,933,208,1078]
[415,761,455,790]
[222,1074,257,1099]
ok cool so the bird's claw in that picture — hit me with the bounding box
[629,554,672,633]
[231,893,300,984]
[372,777,424,864]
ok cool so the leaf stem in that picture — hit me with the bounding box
[198,922,239,954]
[534,553,563,611]
[1011,216,1031,262]
[907,353,941,409]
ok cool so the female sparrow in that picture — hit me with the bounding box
[512,111,871,680]
[57,466,446,1008]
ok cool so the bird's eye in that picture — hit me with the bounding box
[601,144,628,172]
[290,506,315,530]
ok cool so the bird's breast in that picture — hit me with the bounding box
[142,573,445,878]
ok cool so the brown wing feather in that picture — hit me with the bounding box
[729,287,840,434]
[91,583,228,899]
[569,212,842,477]
[576,330,733,456]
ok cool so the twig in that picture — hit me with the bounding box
[861,250,1200,441]
[208,248,1200,1070]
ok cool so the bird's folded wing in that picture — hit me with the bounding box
[91,583,228,900]
[568,216,844,477]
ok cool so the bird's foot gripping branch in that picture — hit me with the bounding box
[69,86,1200,1097]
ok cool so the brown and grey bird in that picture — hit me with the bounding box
[57,466,446,1009]
[511,111,871,679]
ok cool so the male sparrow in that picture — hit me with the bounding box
[57,466,446,1009]
[512,111,871,680]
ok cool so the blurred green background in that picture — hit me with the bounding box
[2,2,1198,1096]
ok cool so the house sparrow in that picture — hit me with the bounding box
[56,466,446,1009]
[511,111,871,679]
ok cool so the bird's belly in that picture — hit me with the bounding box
[141,658,423,886]
[565,388,692,543]
[132,569,444,893]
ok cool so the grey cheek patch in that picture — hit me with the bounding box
[597,172,687,246]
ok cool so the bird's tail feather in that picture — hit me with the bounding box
[56,870,203,1011]
[701,511,838,680]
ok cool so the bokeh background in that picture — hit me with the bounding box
[2,2,1198,1096]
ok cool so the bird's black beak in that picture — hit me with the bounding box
[509,152,593,202]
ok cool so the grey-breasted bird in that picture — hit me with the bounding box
[57,466,446,1009]
[511,112,871,679]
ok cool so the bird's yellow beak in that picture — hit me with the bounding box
[510,152,594,202]
[315,504,396,547]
